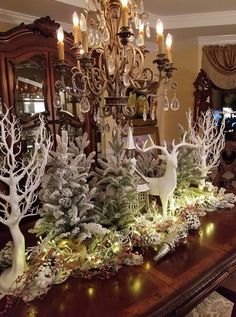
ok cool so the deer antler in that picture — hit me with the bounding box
[137,135,169,156]
[172,131,202,153]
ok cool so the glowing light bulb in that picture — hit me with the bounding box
[120,0,128,7]
[73,11,79,27]
[165,33,173,62]
[73,12,80,44]
[156,18,163,35]
[57,26,64,60]
[156,18,165,54]
[57,26,64,42]
[166,33,172,48]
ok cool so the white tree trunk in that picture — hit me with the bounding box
[199,154,208,189]
[0,222,27,293]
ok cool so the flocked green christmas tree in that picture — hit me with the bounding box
[94,132,139,230]
[176,146,201,191]
[32,131,107,242]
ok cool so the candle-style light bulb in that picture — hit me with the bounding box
[156,18,165,54]
[73,11,79,27]
[80,13,88,52]
[166,33,172,48]
[166,33,173,62]
[73,12,80,44]
[57,26,64,43]
[57,26,64,61]
[120,0,128,6]
[80,13,87,32]
[156,18,163,35]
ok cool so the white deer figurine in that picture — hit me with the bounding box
[140,133,198,218]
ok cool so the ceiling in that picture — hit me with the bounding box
[0,0,236,47]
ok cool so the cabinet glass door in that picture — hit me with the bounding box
[14,56,46,119]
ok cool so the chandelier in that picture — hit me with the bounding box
[55,0,178,125]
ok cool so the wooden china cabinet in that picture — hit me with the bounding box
[0,16,96,154]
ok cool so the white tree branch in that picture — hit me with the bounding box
[0,110,52,225]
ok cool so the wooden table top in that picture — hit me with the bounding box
[2,207,236,317]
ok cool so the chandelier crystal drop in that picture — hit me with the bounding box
[171,94,180,111]
[55,0,178,125]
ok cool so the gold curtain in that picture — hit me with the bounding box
[202,45,236,89]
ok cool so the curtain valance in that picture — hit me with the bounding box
[202,45,236,89]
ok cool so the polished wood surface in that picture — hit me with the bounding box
[1,208,236,317]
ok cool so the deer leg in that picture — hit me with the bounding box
[169,192,175,216]
[160,194,168,219]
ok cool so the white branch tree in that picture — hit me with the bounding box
[0,109,52,294]
[187,109,225,189]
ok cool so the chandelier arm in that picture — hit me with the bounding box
[119,46,127,76]
[106,8,117,46]
[106,80,114,95]
[121,105,136,118]
[128,68,156,95]
[103,49,113,84]
[99,106,112,118]
[106,1,122,50]
[86,68,108,96]
[55,79,86,99]
[98,49,113,87]
[170,81,178,90]
[55,77,66,91]
[71,54,109,98]
[128,45,145,79]
[71,71,88,94]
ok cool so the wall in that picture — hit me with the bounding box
[0,22,15,32]
[163,45,201,142]
[144,45,201,143]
